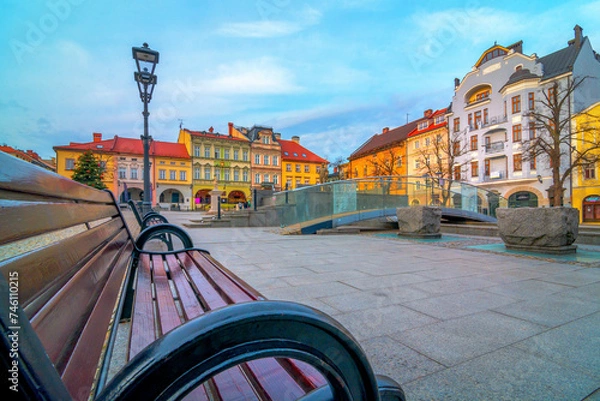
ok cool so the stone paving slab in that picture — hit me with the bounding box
[157,213,600,400]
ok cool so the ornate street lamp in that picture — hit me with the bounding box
[132,43,159,215]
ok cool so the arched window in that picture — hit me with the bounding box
[508,191,538,208]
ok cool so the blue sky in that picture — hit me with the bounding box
[1,0,600,162]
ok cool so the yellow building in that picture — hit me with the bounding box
[53,133,117,193]
[572,101,600,223]
[279,137,328,190]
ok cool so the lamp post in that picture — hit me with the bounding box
[132,43,159,215]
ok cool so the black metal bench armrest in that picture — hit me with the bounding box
[141,213,168,229]
[97,301,385,401]
[299,375,405,401]
[134,223,194,252]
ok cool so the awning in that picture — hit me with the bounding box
[482,127,507,136]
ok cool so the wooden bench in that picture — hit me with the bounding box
[0,152,405,401]
[127,199,173,250]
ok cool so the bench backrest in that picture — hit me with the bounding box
[0,151,134,400]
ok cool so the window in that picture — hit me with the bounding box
[584,163,596,180]
[305,179,310,185]
[194,167,201,180]
[180,171,186,181]
[286,163,292,172]
[471,161,479,177]
[233,149,239,160]
[418,121,428,130]
[234,169,239,181]
[263,173,269,182]
[512,124,522,142]
[484,159,490,176]
[295,164,301,173]
[214,168,220,180]
[170,170,176,180]
[224,149,230,159]
[425,137,431,147]
[262,136,270,144]
[474,111,482,128]
[529,154,536,170]
[224,170,230,181]
[468,113,473,128]
[511,95,521,114]
[243,150,249,161]
[243,170,249,182]
[453,118,460,133]
[414,140,420,149]
[414,159,420,169]
[272,155,278,166]
[513,154,522,172]
[548,87,557,104]
[263,155,269,165]
[454,166,461,180]
[194,146,200,157]
[435,115,444,125]
[159,169,166,180]
[528,92,535,109]
[483,108,489,125]
[254,154,260,164]
[304,165,310,173]
[397,156,403,167]
[118,167,127,179]
[504,100,507,117]
[529,122,536,139]
[204,146,210,158]
[66,158,75,170]
[254,173,260,184]
[130,168,138,180]
[204,167,211,180]
[470,135,478,151]
[286,179,292,189]
[214,147,220,159]
[273,175,278,185]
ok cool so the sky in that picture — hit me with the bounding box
[1,0,600,163]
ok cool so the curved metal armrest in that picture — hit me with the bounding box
[299,375,405,401]
[141,213,168,229]
[134,223,194,251]
[97,301,383,401]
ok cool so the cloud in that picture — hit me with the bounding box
[217,5,321,38]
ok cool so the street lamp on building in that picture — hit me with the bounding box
[132,42,159,214]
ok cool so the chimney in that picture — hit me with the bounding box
[291,136,300,143]
[424,109,433,118]
[274,133,281,140]
[228,122,234,136]
[208,126,214,133]
[382,127,389,134]
[93,132,102,142]
[574,25,583,49]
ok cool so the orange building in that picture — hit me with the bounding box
[279,136,328,190]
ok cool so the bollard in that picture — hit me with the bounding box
[217,196,221,219]
[253,189,257,211]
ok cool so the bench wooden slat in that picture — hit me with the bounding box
[152,254,182,335]
[186,251,258,303]
[165,254,204,320]
[210,367,260,400]
[245,359,306,399]
[282,359,328,390]
[0,201,118,246]
[129,254,156,359]
[61,242,133,401]
[0,152,114,203]
[0,217,125,315]
[183,256,229,311]
[30,230,130,373]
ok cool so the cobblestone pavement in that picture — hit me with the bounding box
[159,212,600,401]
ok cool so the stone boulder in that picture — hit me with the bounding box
[397,206,441,238]
[496,207,579,254]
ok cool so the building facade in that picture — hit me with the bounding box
[449,26,600,208]
[230,123,283,191]
[572,101,600,223]
[178,127,251,209]
[279,136,328,190]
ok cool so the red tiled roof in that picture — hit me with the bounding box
[279,139,328,164]
[407,108,448,138]
[184,128,249,143]
[53,135,190,158]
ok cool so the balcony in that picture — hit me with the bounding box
[484,141,505,154]
[468,115,508,131]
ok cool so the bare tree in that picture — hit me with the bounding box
[415,129,469,206]
[523,76,600,206]
[367,148,403,176]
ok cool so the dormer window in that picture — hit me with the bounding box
[418,121,429,130]
[435,115,444,125]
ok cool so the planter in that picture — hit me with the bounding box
[397,206,442,238]
[496,207,579,254]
